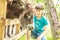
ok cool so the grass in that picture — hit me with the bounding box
[46,35,53,40]
[18,34,26,40]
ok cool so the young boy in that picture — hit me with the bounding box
[31,3,49,40]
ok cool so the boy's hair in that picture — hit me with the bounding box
[35,3,44,10]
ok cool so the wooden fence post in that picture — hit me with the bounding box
[0,0,7,40]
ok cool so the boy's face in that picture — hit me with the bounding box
[36,9,43,18]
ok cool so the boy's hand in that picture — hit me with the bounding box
[37,37,41,40]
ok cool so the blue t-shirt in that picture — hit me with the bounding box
[33,16,48,33]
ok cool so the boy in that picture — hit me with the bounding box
[31,3,49,40]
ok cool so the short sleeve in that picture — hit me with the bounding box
[43,17,48,26]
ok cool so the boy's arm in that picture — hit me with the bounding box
[38,17,50,38]
[37,25,50,40]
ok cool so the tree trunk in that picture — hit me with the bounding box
[44,0,59,40]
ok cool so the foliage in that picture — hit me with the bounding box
[36,0,44,3]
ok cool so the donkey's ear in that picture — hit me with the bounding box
[7,0,13,5]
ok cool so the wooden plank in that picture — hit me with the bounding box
[11,29,27,40]
[15,23,20,35]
